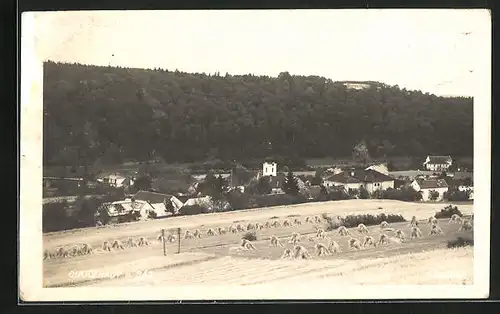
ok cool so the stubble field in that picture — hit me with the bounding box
[43,200,474,287]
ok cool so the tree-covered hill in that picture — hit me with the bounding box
[43,61,473,166]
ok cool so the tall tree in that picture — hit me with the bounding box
[43,61,474,166]
[283,171,299,196]
[256,176,271,195]
[133,176,152,191]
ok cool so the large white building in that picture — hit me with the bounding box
[423,156,453,172]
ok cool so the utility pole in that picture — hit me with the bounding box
[161,228,166,256]
[177,227,181,254]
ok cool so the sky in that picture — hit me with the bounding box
[30,9,490,97]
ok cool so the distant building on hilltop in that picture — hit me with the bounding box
[338,81,380,91]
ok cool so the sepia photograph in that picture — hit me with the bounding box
[20,9,491,301]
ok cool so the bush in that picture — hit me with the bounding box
[242,231,257,241]
[429,190,440,201]
[347,188,359,198]
[253,194,307,208]
[434,205,463,219]
[325,213,406,231]
[225,190,254,211]
[43,200,71,232]
[447,236,474,248]
[444,189,470,202]
[373,187,423,202]
[179,204,208,216]
[117,210,142,223]
[359,186,370,199]
[147,210,158,219]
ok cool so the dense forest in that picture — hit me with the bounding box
[43,61,473,167]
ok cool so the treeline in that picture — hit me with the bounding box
[43,61,473,167]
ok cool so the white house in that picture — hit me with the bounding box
[423,156,453,172]
[323,169,394,194]
[96,173,134,188]
[132,190,183,216]
[101,199,155,222]
[410,178,449,201]
[263,161,278,177]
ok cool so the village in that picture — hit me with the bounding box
[42,154,474,230]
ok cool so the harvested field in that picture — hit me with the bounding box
[43,201,474,287]
[43,200,473,251]
[80,247,472,287]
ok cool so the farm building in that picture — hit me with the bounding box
[100,199,156,223]
[96,172,134,188]
[132,190,184,215]
[323,169,395,194]
[410,178,449,201]
[423,155,453,171]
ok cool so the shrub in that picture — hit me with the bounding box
[444,189,470,202]
[269,216,279,219]
[43,200,71,232]
[147,210,158,219]
[179,204,208,216]
[429,190,440,201]
[372,187,422,202]
[347,188,359,198]
[225,190,254,211]
[325,213,406,231]
[253,194,307,208]
[359,186,370,199]
[434,205,463,219]
[447,236,474,248]
[242,231,257,241]
[117,211,142,223]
